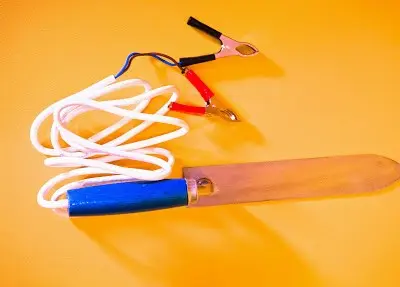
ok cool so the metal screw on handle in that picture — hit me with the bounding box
[196,178,214,196]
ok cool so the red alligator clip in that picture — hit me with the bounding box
[169,69,239,121]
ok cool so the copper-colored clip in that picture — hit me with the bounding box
[179,16,259,67]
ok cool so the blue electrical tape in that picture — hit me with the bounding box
[67,179,189,216]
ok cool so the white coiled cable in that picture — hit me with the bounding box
[30,75,189,213]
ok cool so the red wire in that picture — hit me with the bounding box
[184,69,214,102]
[169,102,206,115]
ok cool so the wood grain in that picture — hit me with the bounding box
[183,154,400,207]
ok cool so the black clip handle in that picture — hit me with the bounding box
[179,54,216,67]
[187,16,222,39]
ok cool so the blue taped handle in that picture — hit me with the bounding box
[67,179,189,217]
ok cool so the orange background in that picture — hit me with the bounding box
[2,0,400,286]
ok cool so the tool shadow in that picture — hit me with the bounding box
[72,203,318,286]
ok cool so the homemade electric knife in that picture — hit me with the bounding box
[67,154,400,217]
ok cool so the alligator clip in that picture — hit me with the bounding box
[169,69,239,121]
[179,16,259,67]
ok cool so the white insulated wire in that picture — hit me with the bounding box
[30,75,189,213]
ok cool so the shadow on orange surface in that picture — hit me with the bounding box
[70,177,400,286]
[153,51,284,121]
[153,51,285,83]
[72,205,318,286]
[206,118,266,151]
[193,52,285,80]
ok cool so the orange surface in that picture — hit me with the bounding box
[3,1,400,286]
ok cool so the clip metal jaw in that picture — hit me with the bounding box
[205,105,239,121]
[205,98,240,121]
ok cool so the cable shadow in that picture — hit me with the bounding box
[193,52,285,81]
[71,204,319,286]
[153,52,283,110]
[38,109,267,162]
[206,117,266,151]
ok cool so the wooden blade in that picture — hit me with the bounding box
[183,154,400,207]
